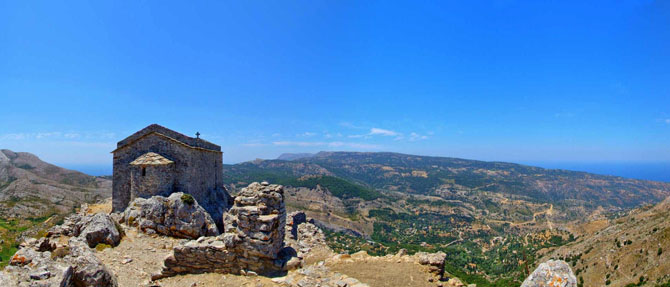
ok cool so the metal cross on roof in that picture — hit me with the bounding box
[196,132,200,139]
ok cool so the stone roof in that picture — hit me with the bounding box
[130,152,174,166]
[114,124,221,153]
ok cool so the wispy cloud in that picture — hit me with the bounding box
[369,128,399,136]
[0,131,115,141]
[241,143,267,147]
[349,127,401,139]
[297,132,317,137]
[409,132,428,141]
[665,119,670,125]
[272,141,380,149]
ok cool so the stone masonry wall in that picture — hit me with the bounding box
[129,163,175,199]
[158,182,290,278]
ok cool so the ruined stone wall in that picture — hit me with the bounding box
[112,133,228,227]
[159,182,290,278]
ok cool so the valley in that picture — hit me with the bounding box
[223,151,670,286]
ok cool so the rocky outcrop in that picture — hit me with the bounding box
[521,260,577,287]
[0,231,117,286]
[287,211,307,240]
[47,211,121,248]
[118,192,219,239]
[286,221,327,258]
[416,251,447,279]
[158,182,291,278]
[79,213,122,248]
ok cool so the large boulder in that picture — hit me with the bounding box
[46,212,121,248]
[69,238,118,286]
[119,192,219,239]
[521,260,577,287]
[0,237,117,287]
[78,213,121,248]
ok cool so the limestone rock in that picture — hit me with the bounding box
[521,260,577,287]
[287,211,307,240]
[159,182,290,278]
[69,237,119,286]
[79,213,122,248]
[119,192,219,239]
[416,251,446,279]
[46,212,121,248]
[0,237,117,287]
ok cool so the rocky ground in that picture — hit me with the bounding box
[541,197,670,287]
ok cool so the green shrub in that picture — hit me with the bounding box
[95,243,111,252]
[51,247,70,259]
[181,193,195,205]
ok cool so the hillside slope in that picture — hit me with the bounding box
[0,149,111,265]
[541,198,670,287]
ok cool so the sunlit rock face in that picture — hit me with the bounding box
[521,260,577,287]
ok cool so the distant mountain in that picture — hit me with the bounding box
[277,153,316,161]
[228,151,670,212]
[0,149,111,264]
[0,149,111,218]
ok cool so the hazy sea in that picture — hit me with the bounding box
[521,161,670,183]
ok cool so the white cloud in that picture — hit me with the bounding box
[272,141,379,149]
[348,128,401,139]
[409,132,428,141]
[0,131,116,142]
[64,133,80,139]
[297,132,317,137]
[323,132,342,139]
[241,143,267,147]
[0,133,27,140]
[36,132,61,139]
[369,128,399,136]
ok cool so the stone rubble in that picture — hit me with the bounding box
[118,192,219,239]
[416,251,447,279]
[0,222,118,286]
[157,182,293,278]
[271,262,370,287]
[284,211,328,259]
[46,210,121,248]
[520,260,577,287]
[286,211,307,240]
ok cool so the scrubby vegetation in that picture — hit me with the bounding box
[181,193,195,205]
[0,216,52,267]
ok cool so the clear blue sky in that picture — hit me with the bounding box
[1,1,669,174]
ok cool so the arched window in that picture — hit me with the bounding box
[142,167,146,176]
